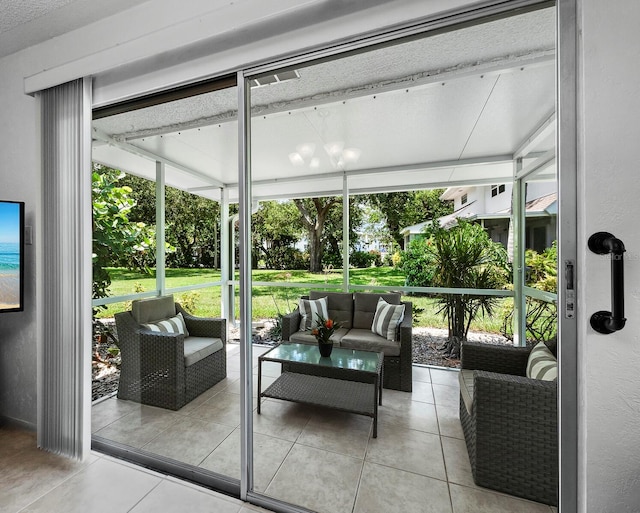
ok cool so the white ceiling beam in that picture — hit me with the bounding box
[516,148,556,180]
[92,128,226,188]
[513,110,556,159]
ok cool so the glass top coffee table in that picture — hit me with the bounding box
[257,343,384,437]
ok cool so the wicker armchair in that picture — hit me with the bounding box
[459,341,558,506]
[114,296,226,410]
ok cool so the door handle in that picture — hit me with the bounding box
[588,232,626,334]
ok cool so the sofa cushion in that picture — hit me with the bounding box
[526,341,558,381]
[298,297,329,331]
[341,328,400,356]
[132,295,176,323]
[184,336,223,366]
[352,292,401,329]
[458,369,475,414]
[141,312,189,337]
[289,327,349,346]
[309,291,354,329]
[371,298,405,341]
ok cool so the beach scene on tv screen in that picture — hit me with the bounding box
[0,203,20,310]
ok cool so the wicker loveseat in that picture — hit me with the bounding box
[459,340,558,506]
[281,291,412,392]
[114,295,226,410]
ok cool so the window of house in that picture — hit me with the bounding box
[461,193,468,204]
[491,184,506,197]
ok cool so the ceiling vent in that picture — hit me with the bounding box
[250,70,300,88]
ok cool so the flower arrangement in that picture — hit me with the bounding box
[311,316,340,344]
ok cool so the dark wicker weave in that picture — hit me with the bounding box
[459,341,558,506]
[281,300,412,392]
[114,303,226,411]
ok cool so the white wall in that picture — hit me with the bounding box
[0,52,41,426]
[577,0,640,510]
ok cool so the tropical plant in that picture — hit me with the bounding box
[403,220,509,357]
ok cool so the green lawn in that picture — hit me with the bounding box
[96,267,509,334]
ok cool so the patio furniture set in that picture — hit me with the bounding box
[113,292,558,505]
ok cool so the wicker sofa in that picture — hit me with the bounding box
[281,291,412,392]
[459,340,558,506]
[114,295,226,410]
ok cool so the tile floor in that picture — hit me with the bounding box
[0,426,272,513]
[44,342,556,513]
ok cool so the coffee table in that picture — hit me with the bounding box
[257,343,384,437]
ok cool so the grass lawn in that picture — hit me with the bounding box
[96,267,509,334]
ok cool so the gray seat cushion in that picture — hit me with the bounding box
[289,327,349,346]
[309,291,354,329]
[340,328,400,356]
[352,292,401,329]
[458,369,475,414]
[184,336,223,367]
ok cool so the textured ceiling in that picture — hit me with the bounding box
[0,0,148,59]
[92,6,557,202]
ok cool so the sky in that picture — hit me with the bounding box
[0,202,21,244]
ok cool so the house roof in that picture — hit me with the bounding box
[91,6,557,204]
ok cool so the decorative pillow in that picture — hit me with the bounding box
[371,298,405,341]
[298,297,329,331]
[142,312,189,336]
[526,341,558,381]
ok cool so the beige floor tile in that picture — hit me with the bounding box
[430,367,461,387]
[20,458,162,513]
[188,392,244,427]
[257,360,282,378]
[441,436,475,488]
[412,365,432,383]
[432,383,460,408]
[91,397,140,432]
[354,461,452,513]
[296,409,371,459]
[0,426,36,458]
[0,444,95,512]
[200,428,293,492]
[252,399,312,442]
[129,478,240,513]
[449,483,552,513]
[409,380,436,403]
[436,404,465,439]
[227,374,277,397]
[365,425,446,480]
[266,444,362,513]
[379,399,440,435]
[142,416,235,465]
[93,405,181,448]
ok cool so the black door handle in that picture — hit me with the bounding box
[588,232,626,334]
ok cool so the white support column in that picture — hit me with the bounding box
[237,71,254,500]
[512,158,526,346]
[155,161,166,296]
[220,187,231,331]
[342,174,350,292]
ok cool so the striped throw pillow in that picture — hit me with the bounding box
[142,312,189,336]
[298,297,329,331]
[526,341,557,381]
[371,298,405,341]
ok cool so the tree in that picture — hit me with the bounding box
[252,201,306,269]
[366,190,453,248]
[294,197,341,272]
[92,165,153,308]
[401,220,509,357]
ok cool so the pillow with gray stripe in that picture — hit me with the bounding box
[142,312,189,336]
[371,298,405,341]
[298,297,329,331]
[526,341,557,381]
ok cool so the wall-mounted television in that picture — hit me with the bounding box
[0,201,24,313]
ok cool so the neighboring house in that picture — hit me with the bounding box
[400,183,557,253]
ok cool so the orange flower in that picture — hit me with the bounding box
[325,319,334,329]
